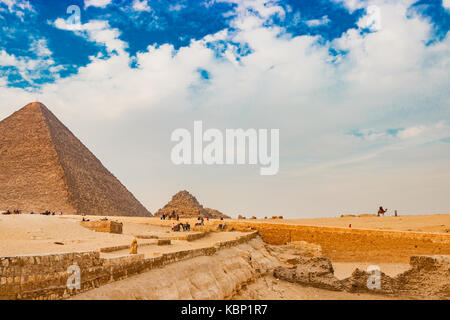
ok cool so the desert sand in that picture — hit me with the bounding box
[1,213,449,300]
[233,214,450,234]
[0,214,244,257]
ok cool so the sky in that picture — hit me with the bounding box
[0,0,449,218]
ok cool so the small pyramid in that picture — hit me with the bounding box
[155,190,230,219]
[0,102,151,216]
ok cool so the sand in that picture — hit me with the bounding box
[239,214,450,234]
[0,214,244,257]
[2,213,448,258]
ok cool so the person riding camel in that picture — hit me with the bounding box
[378,206,387,216]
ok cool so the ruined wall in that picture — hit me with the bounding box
[0,252,105,300]
[0,232,259,300]
[342,255,450,299]
[72,237,278,300]
[224,222,450,263]
[80,220,123,234]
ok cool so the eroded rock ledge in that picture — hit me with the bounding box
[273,254,450,299]
[72,238,278,300]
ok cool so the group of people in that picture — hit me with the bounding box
[171,222,191,232]
[1,210,65,215]
[161,211,180,221]
[1,209,21,215]
[168,213,216,232]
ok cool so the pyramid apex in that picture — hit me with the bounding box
[22,101,47,110]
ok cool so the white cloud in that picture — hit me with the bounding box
[331,0,366,12]
[84,0,111,9]
[0,0,33,18]
[305,15,330,27]
[0,49,19,66]
[53,18,127,54]
[30,38,52,57]
[0,45,55,84]
[443,0,450,10]
[132,0,151,12]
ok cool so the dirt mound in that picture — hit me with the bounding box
[155,190,230,219]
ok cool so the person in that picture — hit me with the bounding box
[378,206,387,216]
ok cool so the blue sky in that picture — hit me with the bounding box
[1,0,446,89]
[0,0,449,218]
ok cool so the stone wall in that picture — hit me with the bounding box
[72,237,278,300]
[0,251,105,300]
[0,232,258,300]
[80,220,123,234]
[223,222,450,262]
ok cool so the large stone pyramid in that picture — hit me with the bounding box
[0,102,151,216]
[155,190,230,219]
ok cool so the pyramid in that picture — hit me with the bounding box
[155,190,230,219]
[0,102,151,216]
